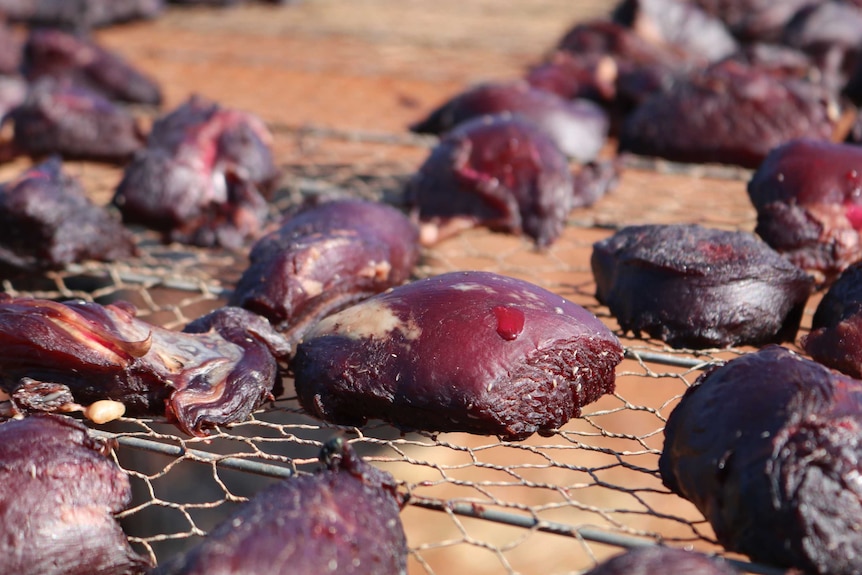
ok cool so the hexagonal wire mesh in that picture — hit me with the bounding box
[0,125,793,575]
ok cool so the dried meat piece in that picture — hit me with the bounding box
[293,271,623,441]
[0,0,163,29]
[592,224,813,348]
[619,60,837,168]
[112,95,278,248]
[584,546,739,575]
[8,79,145,162]
[0,414,150,575]
[660,345,862,575]
[154,438,407,575]
[230,199,420,351]
[406,115,575,247]
[410,80,609,162]
[0,296,288,436]
[0,156,136,276]
[747,138,862,281]
[23,28,162,106]
[690,0,820,43]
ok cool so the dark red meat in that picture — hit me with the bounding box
[689,0,822,43]
[0,297,289,436]
[525,51,618,102]
[803,261,862,377]
[0,156,136,276]
[592,224,813,349]
[8,79,145,162]
[410,80,609,162]
[293,271,623,441]
[23,28,162,106]
[154,438,406,575]
[0,0,163,29]
[660,345,862,575]
[619,60,837,168]
[0,414,150,575]
[112,95,278,248]
[230,199,420,351]
[406,115,575,247]
[584,546,739,575]
[747,139,862,281]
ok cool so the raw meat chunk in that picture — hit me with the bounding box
[803,261,862,377]
[0,414,150,575]
[230,199,420,351]
[592,224,813,348]
[0,156,136,276]
[584,546,739,575]
[406,115,575,247]
[619,60,837,168]
[0,297,288,436]
[410,80,609,162]
[293,271,623,441]
[689,0,821,43]
[660,345,862,575]
[0,0,163,29]
[747,138,862,281]
[153,438,407,575]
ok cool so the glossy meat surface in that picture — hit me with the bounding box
[113,95,277,248]
[410,80,609,162]
[584,547,739,575]
[660,345,862,574]
[24,28,162,105]
[803,262,862,377]
[0,414,150,575]
[154,439,407,575]
[748,139,862,281]
[9,79,145,162]
[619,60,836,168]
[230,199,420,350]
[592,224,813,348]
[293,271,623,440]
[0,297,287,436]
[690,0,820,42]
[0,157,136,275]
[406,115,575,247]
[0,0,163,29]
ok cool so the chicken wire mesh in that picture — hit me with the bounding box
[0,126,793,575]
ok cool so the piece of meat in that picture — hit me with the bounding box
[525,51,618,103]
[747,138,862,281]
[583,546,739,575]
[0,18,22,75]
[0,156,137,276]
[612,0,739,64]
[0,414,151,575]
[230,199,420,351]
[572,158,621,209]
[8,79,145,162]
[410,80,609,162]
[619,59,837,168]
[689,0,823,43]
[802,261,862,377]
[0,0,163,29]
[660,345,862,575]
[592,223,813,349]
[406,115,575,247]
[23,28,162,106]
[0,297,289,436]
[293,271,623,441]
[153,437,406,575]
[112,95,278,249]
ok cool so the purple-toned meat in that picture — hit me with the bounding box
[230,199,420,351]
[0,297,289,436]
[612,0,738,64]
[8,79,145,162]
[410,81,609,162]
[23,28,162,106]
[747,139,862,281]
[406,115,575,247]
[584,547,739,575]
[689,0,821,43]
[660,345,862,575]
[802,261,862,377]
[293,271,623,441]
[0,414,150,575]
[592,224,813,349]
[112,95,278,249]
[154,438,407,575]
[0,156,136,276]
[0,0,163,29]
[620,60,837,168]
[525,51,618,102]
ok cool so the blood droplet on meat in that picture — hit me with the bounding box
[493,305,525,340]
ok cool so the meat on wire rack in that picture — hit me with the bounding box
[0,166,785,575]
